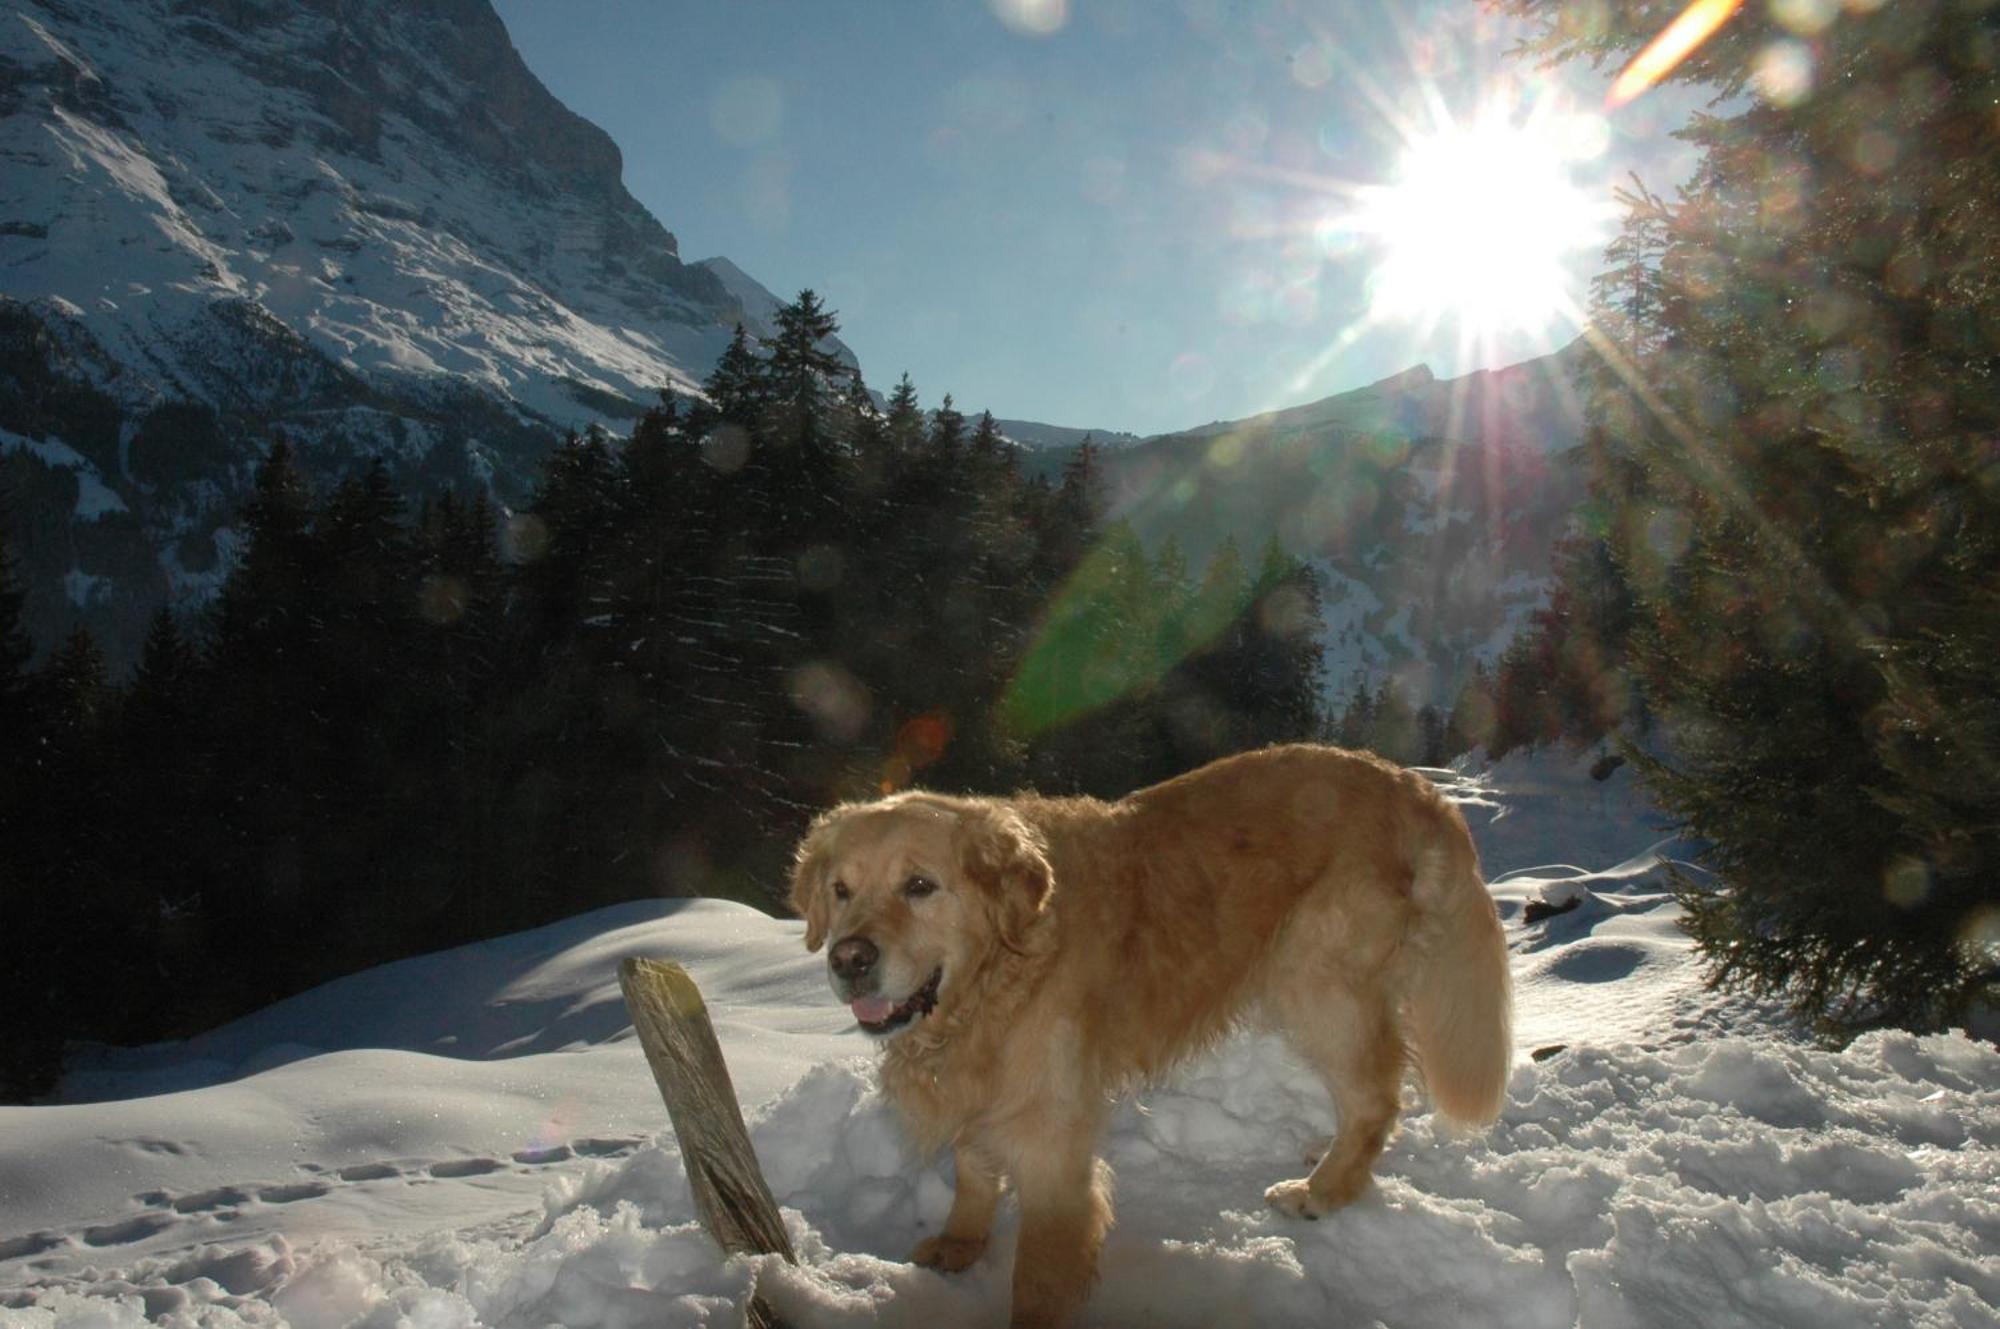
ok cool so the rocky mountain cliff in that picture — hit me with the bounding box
[0,0,844,663]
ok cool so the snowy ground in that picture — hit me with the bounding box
[3,752,1996,1328]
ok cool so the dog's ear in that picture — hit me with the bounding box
[790,811,841,952]
[953,805,1054,946]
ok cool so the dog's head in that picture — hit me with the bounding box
[790,793,1053,1038]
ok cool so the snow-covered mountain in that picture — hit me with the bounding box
[5,752,1994,1326]
[0,0,845,662]
[0,0,1586,693]
[1090,343,1592,704]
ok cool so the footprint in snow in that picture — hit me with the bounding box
[3,1134,655,1269]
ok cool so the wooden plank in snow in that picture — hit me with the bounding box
[618,956,795,1329]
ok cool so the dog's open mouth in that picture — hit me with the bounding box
[850,968,942,1035]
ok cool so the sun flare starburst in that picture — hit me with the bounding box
[1349,109,1611,339]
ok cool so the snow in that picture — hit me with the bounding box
[0,429,127,521]
[4,752,1997,1328]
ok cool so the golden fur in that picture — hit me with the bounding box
[790,743,1513,1329]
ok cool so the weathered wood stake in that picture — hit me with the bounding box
[618,956,795,1329]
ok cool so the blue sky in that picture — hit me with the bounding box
[491,0,1698,435]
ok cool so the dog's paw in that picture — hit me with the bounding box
[911,1233,988,1272]
[1263,1178,1328,1219]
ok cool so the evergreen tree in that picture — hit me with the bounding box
[0,501,30,742]
[1443,659,1497,760]
[29,628,121,1033]
[110,610,212,1037]
[1239,537,1329,748]
[1366,678,1420,766]
[0,500,59,1098]
[1416,704,1447,768]
[748,293,852,558]
[927,393,968,458]
[1335,675,1376,751]
[764,289,846,433]
[1037,437,1103,586]
[1502,0,2000,1030]
[843,368,890,493]
[703,323,766,424]
[883,373,925,454]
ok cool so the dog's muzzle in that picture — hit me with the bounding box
[845,966,943,1036]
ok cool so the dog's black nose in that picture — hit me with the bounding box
[829,936,878,983]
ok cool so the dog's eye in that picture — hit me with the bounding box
[903,875,937,900]
[832,881,851,902]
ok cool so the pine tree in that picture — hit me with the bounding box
[29,627,121,1039]
[212,438,314,661]
[843,368,890,492]
[704,324,766,424]
[0,501,30,738]
[204,439,326,1009]
[1038,437,1103,586]
[1366,678,1420,765]
[1239,537,1328,748]
[1443,659,1497,760]
[0,499,37,871]
[764,289,846,434]
[0,501,57,1098]
[747,293,852,557]
[112,609,212,1038]
[883,373,925,455]
[1501,0,2000,1030]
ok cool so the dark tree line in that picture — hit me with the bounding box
[0,291,1332,1099]
[1494,0,2000,1033]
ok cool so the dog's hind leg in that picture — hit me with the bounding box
[1263,977,1406,1218]
[911,1141,1002,1273]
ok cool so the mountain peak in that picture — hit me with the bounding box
[1367,363,1436,394]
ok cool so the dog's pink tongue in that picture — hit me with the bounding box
[850,995,896,1026]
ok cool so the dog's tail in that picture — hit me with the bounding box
[1403,799,1513,1129]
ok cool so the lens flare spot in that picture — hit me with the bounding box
[887,711,954,786]
[1290,41,1335,89]
[791,661,872,743]
[1960,905,2000,949]
[1169,350,1215,403]
[1849,128,1899,175]
[505,513,547,563]
[990,0,1068,37]
[417,573,468,625]
[1771,0,1839,36]
[1883,857,1932,910]
[701,424,752,474]
[709,75,783,148]
[1607,0,1744,108]
[1753,41,1815,107]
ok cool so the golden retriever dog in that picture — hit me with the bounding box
[789,743,1513,1329]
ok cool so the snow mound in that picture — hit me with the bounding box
[5,751,1996,1328]
[10,1031,1993,1328]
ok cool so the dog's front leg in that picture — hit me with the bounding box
[911,1140,1001,1272]
[1007,1138,1112,1329]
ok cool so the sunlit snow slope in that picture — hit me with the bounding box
[2,753,1996,1328]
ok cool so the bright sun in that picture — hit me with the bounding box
[1352,111,1609,337]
